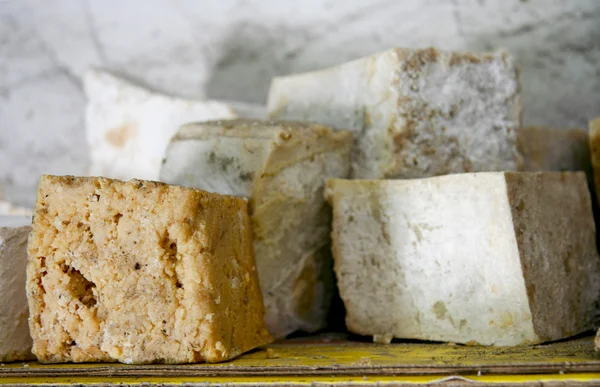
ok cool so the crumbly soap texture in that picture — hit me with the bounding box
[26,175,272,364]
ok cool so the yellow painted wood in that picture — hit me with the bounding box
[1,334,599,385]
[3,335,598,371]
[1,373,600,385]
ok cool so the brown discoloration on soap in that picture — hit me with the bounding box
[448,52,489,66]
[433,301,448,320]
[504,172,599,343]
[27,175,272,364]
[104,123,137,148]
[399,47,440,73]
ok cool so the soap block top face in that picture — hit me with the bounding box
[27,175,271,364]
[268,47,521,179]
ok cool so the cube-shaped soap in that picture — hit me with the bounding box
[85,69,265,181]
[1,216,33,362]
[160,119,354,338]
[268,47,521,179]
[325,172,600,345]
[26,176,272,363]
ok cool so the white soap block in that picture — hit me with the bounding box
[0,216,33,361]
[325,172,600,346]
[268,47,521,179]
[0,200,32,217]
[161,119,353,338]
[84,69,266,181]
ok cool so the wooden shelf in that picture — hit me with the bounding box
[2,333,599,385]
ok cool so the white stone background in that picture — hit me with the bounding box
[1,0,599,206]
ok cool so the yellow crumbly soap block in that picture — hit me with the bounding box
[26,175,272,364]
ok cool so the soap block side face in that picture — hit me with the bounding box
[27,175,270,364]
[160,124,273,198]
[0,225,34,362]
[590,118,600,203]
[326,175,538,346]
[84,69,238,181]
[161,120,353,338]
[518,127,590,174]
[505,172,600,342]
[196,188,272,362]
[386,49,521,179]
[252,125,353,337]
[325,180,401,339]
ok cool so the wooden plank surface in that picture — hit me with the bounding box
[1,333,600,385]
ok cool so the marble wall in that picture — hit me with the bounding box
[1,0,599,206]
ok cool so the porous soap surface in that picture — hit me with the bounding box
[27,175,271,364]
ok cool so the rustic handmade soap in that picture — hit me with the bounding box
[27,175,272,364]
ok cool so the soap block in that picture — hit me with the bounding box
[518,126,591,177]
[325,172,600,345]
[26,175,272,363]
[268,47,521,179]
[589,117,600,202]
[0,216,33,362]
[160,119,353,338]
[84,69,265,181]
[0,200,32,216]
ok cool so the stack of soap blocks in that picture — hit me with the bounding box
[264,48,600,345]
[3,47,600,365]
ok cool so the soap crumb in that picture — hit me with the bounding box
[265,348,279,359]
